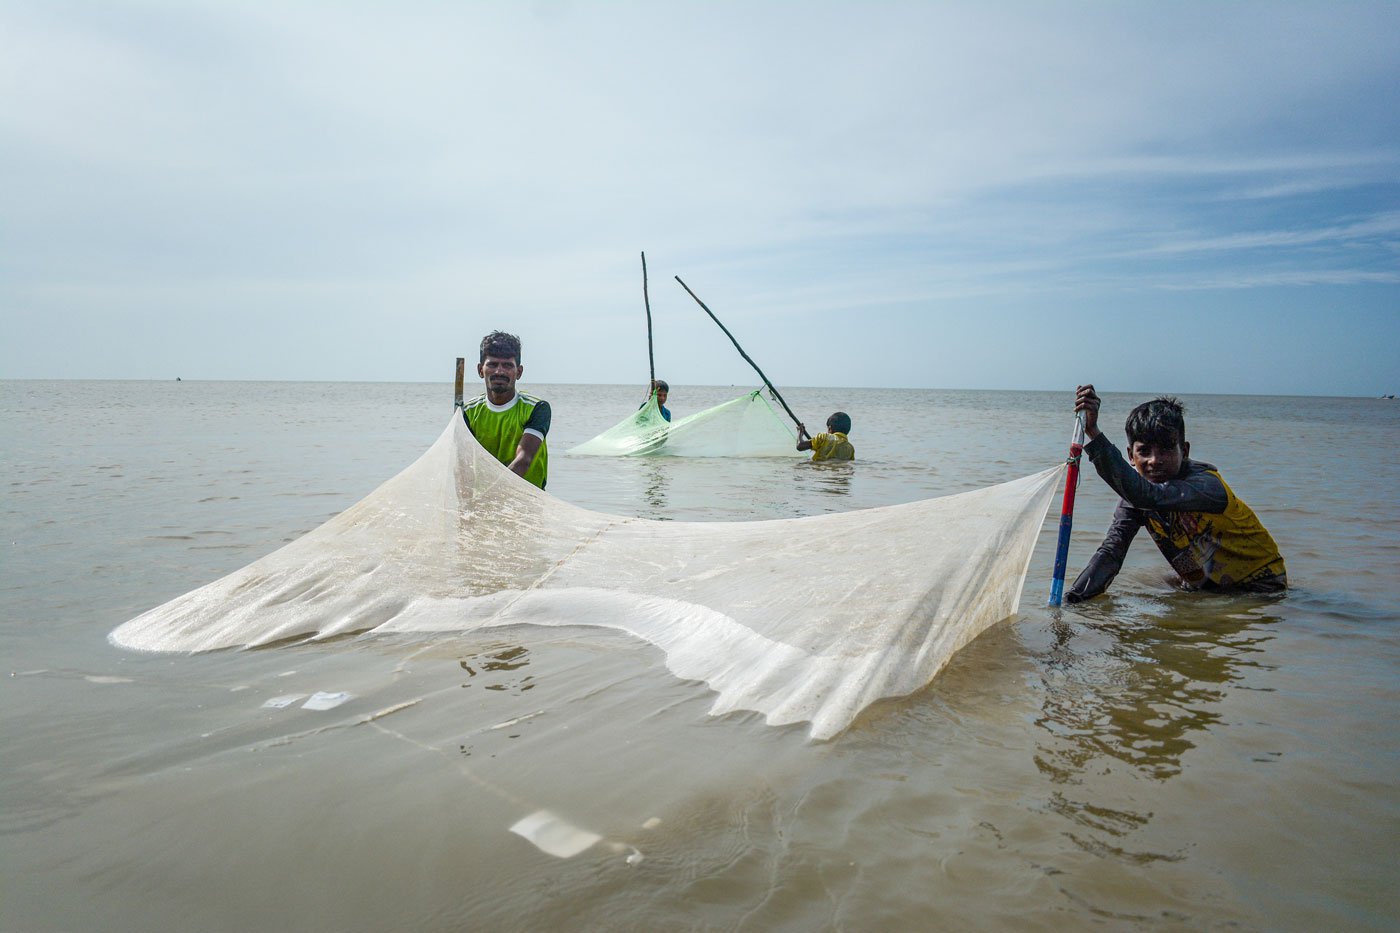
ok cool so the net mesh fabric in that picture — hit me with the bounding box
[569,389,796,457]
[111,415,1061,739]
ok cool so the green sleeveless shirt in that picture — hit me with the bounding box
[461,392,551,488]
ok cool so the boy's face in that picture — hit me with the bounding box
[656,387,668,407]
[1128,438,1188,484]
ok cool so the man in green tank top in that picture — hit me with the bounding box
[461,331,551,489]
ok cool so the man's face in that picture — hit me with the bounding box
[656,387,668,407]
[479,354,522,397]
[1128,438,1187,484]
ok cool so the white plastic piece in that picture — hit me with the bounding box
[301,691,352,711]
[509,810,602,858]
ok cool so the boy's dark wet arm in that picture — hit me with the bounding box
[1067,552,1119,602]
[1084,435,1228,512]
[1067,507,1138,601]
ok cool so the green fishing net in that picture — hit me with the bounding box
[569,389,797,457]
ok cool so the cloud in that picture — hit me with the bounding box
[1157,269,1400,290]
[2,1,1398,393]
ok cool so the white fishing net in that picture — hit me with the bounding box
[110,415,1062,739]
[569,389,797,457]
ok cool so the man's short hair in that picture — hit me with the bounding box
[479,331,522,364]
[1125,396,1186,448]
[655,380,669,392]
[827,411,852,434]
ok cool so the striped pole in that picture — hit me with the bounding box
[1048,413,1087,607]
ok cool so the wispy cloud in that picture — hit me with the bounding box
[1157,269,1400,290]
[1128,212,1400,257]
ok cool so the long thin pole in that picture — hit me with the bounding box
[641,252,655,386]
[674,276,803,429]
[454,357,465,409]
[1048,413,1087,607]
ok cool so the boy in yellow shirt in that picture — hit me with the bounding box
[796,412,854,462]
[1067,385,1285,601]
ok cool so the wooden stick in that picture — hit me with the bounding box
[641,252,655,387]
[454,357,465,409]
[673,276,803,429]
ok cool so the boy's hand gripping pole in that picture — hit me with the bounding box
[1048,413,1087,607]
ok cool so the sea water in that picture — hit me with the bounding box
[3,380,1398,931]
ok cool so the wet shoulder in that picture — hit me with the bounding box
[1184,458,1219,476]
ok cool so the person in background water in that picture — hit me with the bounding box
[1066,384,1285,602]
[461,331,550,488]
[796,412,854,462]
[638,379,671,422]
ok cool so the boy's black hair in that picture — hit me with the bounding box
[827,411,852,434]
[479,331,522,364]
[655,380,669,392]
[1125,396,1186,448]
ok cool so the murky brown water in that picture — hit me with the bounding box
[4,380,1397,931]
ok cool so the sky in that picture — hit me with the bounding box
[2,1,1398,396]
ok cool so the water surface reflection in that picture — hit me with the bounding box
[1039,599,1279,782]
[1033,597,1281,864]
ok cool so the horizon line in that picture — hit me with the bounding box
[0,376,1387,400]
